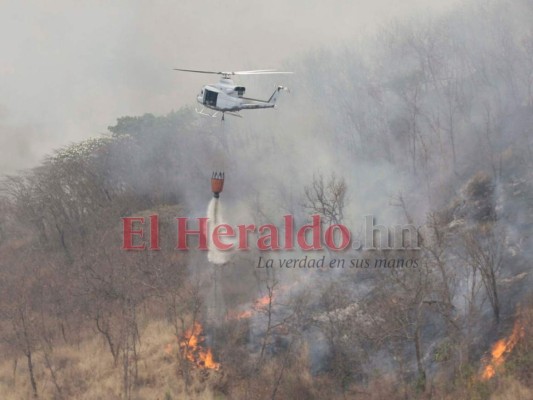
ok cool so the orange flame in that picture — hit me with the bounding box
[255,295,271,307]
[179,322,220,370]
[226,294,274,321]
[481,318,525,380]
[227,309,253,320]
[227,282,300,321]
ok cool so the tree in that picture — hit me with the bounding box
[303,172,347,226]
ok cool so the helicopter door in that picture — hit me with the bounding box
[205,89,218,107]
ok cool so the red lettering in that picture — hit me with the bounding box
[297,215,323,250]
[122,217,146,250]
[284,215,294,250]
[324,224,350,250]
[213,224,235,250]
[149,214,160,250]
[257,224,280,250]
[237,224,256,249]
[176,217,208,250]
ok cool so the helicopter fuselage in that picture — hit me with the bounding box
[197,78,280,112]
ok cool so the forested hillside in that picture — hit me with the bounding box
[1,1,532,399]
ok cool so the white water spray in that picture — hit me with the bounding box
[207,197,230,265]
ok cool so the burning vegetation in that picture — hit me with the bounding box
[481,317,526,380]
[1,1,533,399]
[165,322,221,371]
[179,322,220,371]
[226,292,274,320]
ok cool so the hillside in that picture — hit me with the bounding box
[1,1,532,399]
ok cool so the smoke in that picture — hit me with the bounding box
[87,0,532,318]
[3,0,532,385]
[0,0,462,174]
[0,113,42,174]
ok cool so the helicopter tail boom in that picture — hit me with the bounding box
[239,86,289,110]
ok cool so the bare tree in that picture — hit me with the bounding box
[303,172,347,225]
[463,225,504,323]
[165,276,203,393]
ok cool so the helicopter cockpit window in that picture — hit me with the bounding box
[204,89,218,107]
[235,86,245,97]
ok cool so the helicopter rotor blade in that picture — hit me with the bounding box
[174,68,293,76]
[231,69,277,74]
[234,70,294,75]
[173,68,224,75]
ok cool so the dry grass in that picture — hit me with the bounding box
[489,377,533,400]
[0,320,223,400]
[1,304,532,400]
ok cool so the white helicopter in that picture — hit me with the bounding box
[174,68,292,120]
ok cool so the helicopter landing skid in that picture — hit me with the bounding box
[195,107,242,121]
[195,107,219,118]
[225,112,242,119]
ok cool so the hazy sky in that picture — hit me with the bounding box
[0,0,461,174]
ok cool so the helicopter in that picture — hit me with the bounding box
[174,68,292,120]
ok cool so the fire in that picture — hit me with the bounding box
[226,294,273,321]
[227,309,253,320]
[481,318,525,380]
[227,283,299,321]
[255,295,271,307]
[179,322,220,370]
